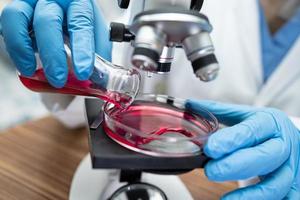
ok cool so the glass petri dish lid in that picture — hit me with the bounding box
[103,94,218,157]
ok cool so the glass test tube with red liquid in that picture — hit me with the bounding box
[19,54,140,108]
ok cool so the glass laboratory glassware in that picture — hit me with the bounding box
[19,54,140,108]
[103,94,218,157]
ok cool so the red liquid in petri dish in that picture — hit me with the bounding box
[104,100,216,156]
[19,68,132,108]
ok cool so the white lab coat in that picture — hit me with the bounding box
[41,0,300,129]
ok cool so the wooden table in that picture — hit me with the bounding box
[0,117,237,200]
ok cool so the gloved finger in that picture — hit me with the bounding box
[89,55,109,88]
[1,0,37,76]
[205,138,288,181]
[185,100,254,126]
[53,0,72,10]
[284,186,300,200]
[221,162,294,200]
[204,111,278,159]
[33,0,67,88]
[68,0,95,80]
[91,0,112,61]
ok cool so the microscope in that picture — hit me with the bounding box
[110,0,219,81]
[70,1,220,199]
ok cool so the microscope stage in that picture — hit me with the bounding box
[85,98,209,171]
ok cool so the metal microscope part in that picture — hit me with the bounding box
[195,62,219,81]
[109,24,174,73]
[109,183,167,200]
[110,22,135,42]
[182,32,214,61]
[129,9,213,73]
[132,26,167,71]
[130,9,212,45]
[157,47,175,73]
[182,32,219,81]
[159,47,175,65]
[144,0,191,10]
[117,0,130,9]
[190,0,204,11]
[109,5,219,81]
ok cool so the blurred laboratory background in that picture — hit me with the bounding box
[0,1,48,131]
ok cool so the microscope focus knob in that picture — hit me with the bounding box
[118,0,130,9]
[110,22,134,42]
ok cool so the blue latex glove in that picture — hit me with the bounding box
[186,100,300,200]
[1,0,112,88]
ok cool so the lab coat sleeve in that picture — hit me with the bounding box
[40,94,87,129]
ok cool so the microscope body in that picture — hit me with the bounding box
[111,0,219,82]
[71,2,219,199]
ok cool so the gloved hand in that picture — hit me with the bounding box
[186,100,300,200]
[1,0,112,88]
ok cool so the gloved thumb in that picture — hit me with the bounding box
[185,100,254,126]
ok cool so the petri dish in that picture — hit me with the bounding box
[103,94,218,157]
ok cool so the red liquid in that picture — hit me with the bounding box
[19,68,132,108]
[104,101,216,153]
